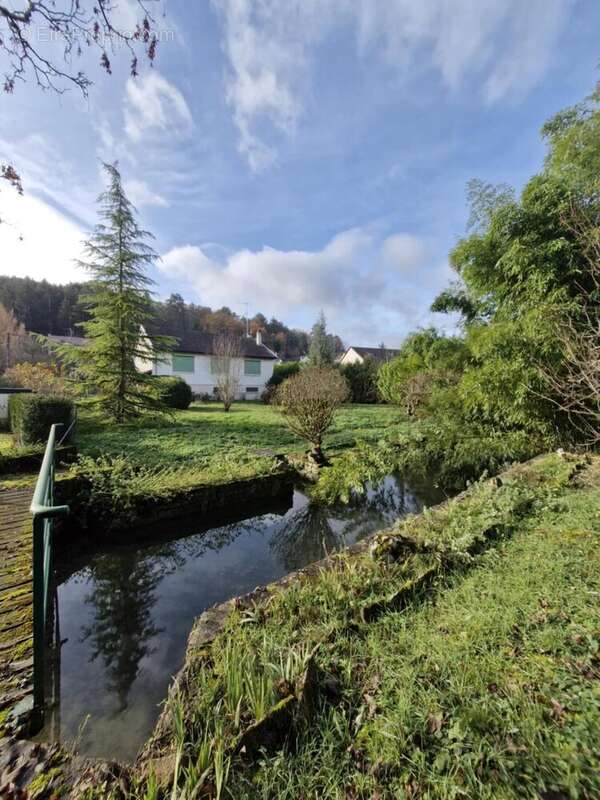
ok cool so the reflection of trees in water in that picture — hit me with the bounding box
[80,515,282,712]
[78,476,433,711]
[270,477,425,572]
[82,551,168,712]
[269,505,343,572]
[173,516,271,560]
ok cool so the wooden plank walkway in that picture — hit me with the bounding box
[0,485,34,732]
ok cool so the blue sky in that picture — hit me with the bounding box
[1,0,600,346]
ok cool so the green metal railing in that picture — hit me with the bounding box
[30,423,69,715]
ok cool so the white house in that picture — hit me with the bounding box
[338,345,400,366]
[138,326,278,399]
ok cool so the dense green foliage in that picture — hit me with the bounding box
[56,164,174,422]
[314,420,544,504]
[377,329,469,414]
[340,357,380,403]
[9,393,74,445]
[267,361,301,387]
[155,376,193,410]
[378,83,600,457]
[0,275,87,336]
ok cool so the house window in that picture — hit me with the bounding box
[172,354,195,373]
[244,359,261,375]
[246,387,258,393]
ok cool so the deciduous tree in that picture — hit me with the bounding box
[212,332,242,412]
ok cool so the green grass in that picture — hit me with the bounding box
[0,431,14,454]
[136,453,600,799]
[75,402,407,482]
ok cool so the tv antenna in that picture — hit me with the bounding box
[242,302,250,336]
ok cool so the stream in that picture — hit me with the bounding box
[41,474,443,761]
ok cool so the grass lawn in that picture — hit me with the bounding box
[75,402,407,482]
[0,431,14,454]
[143,453,599,799]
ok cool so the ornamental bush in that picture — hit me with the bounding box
[276,366,349,463]
[9,394,75,446]
[155,376,193,410]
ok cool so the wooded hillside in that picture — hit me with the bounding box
[0,277,342,360]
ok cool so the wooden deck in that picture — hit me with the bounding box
[0,485,34,731]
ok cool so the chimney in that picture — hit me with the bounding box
[256,329,263,346]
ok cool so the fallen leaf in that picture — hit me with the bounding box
[426,713,443,734]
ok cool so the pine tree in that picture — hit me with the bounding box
[308,310,335,367]
[59,163,173,422]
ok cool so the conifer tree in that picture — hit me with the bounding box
[59,163,173,422]
[308,310,335,367]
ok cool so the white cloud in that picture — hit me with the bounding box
[124,72,193,142]
[160,228,374,314]
[212,0,330,171]
[124,179,169,208]
[0,192,86,284]
[213,0,572,169]
[159,227,446,345]
[382,233,427,272]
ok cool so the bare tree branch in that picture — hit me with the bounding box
[0,0,159,95]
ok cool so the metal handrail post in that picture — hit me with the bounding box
[30,423,70,718]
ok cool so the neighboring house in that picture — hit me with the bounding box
[46,334,89,348]
[338,346,400,366]
[138,326,278,399]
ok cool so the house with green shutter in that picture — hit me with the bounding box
[137,325,278,400]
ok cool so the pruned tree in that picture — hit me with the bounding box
[276,367,349,464]
[212,332,242,412]
[538,202,600,446]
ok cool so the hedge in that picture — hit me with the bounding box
[9,394,75,446]
[155,375,193,410]
[266,361,301,388]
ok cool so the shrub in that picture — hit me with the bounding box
[4,362,69,396]
[156,376,193,409]
[341,358,380,403]
[276,366,349,463]
[9,394,75,446]
[267,361,301,387]
[261,384,278,405]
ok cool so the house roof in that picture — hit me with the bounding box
[46,334,89,347]
[144,325,278,360]
[346,346,401,364]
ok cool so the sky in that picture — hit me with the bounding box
[1,0,600,347]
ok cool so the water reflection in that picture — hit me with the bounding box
[44,475,441,761]
[81,554,165,712]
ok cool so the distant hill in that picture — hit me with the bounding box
[0,277,343,360]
